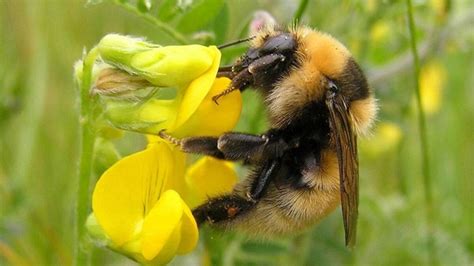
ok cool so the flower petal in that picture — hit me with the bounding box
[172,46,221,131]
[104,98,177,134]
[162,145,188,196]
[141,190,183,261]
[185,157,238,208]
[92,142,174,246]
[173,77,242,137]
[176,198,199,254]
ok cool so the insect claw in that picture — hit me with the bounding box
[212,95,221,105]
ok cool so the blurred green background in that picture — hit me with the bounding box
[1,0,473,265]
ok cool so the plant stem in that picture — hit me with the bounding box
[12,0,48,193]
[74,47,99,266]
[293,0,309,22]
[113,0,188,44]
[406,0,436,264]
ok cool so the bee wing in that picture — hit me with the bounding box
[326,93,359,248]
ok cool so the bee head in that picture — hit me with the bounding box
[218,26,376,135]
[258,26,377,135]
[217,28,299,94]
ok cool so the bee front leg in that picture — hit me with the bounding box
[160,130,289,163]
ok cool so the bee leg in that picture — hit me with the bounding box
[249,159,281,200]
[192,195,256,226]
[216,132,268,161]
[217,130,289,163]
[180,133,268,161]
[180,136,226,159]
[159,131,226,159]
[160,130,289,162]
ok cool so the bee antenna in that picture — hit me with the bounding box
[217,36,256,49]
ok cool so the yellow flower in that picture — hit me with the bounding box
[92,141,197,264]
[95,34,224,135]
[360,122,403,156]
[418,60,446,115]
[370,21,390,44]
[366,0,377,13]
[89,38,242,263]
[430,0,449,21]
[91,142,239,264]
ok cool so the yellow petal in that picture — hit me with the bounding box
[176,198,199,254]
[162,145,188,196]
[146,134,161,144]
[185,157,238,208]
[172,77,242,137]
[173,46,221,130]
[104,98,177,134]
[151,222,183,265]
[92,142,174,246]
[141,190,184,261]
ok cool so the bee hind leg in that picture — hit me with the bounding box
[192,195,256,226]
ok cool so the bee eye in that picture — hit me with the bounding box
[260,33,296,56]
[328,80,339,93]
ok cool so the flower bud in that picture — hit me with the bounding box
[98,34,217,87]
[93,34,224,135]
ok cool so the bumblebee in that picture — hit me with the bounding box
[160,25,377,247]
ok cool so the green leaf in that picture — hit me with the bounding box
[176,0,225,33]
[137,0,152,12]
[157,0,179,22]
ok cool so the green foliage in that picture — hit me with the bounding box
[1,0,473,265]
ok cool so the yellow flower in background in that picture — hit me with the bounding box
[370,21,390,44]
[366,0,377,13]
[430,0,449,21]
[88,36,242,264]
[418,60,446,115]
[360,122,403,156]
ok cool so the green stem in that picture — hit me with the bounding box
[293,0,309,22]
[12,1,48,193]
[113,0,188,44]
[74,47,99,266]
[406,1,436,264]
